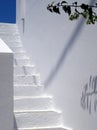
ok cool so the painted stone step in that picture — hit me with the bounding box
[16,126,70,130]
[14,96,53,111]
[0,31,20,36]
[0,24,18,32]
[10,44,23,49]
[0,34,20,41]
[14,74,41,85]
[0,31,19,35]
[11,46,25,53]
[14,58,31,66]
[0,35,21,42]
[4,41,23,49]
[2,39,22,45]
[14,65,35,75]
[14,110,62,128]
[1,40,22,49]
[14,84,44,97]
[14,52,28,59]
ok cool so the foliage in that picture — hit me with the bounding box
[47,1,97,24]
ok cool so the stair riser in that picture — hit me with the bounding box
[14,66,35,75]
[8,43,23,48]
[0,23,18,29]
[15,111,62,128]
[1,38,21,45]
[14,75,40,85]
[0,28,18,33]
[14,53,28,59]
[14,59,30,66]
[14,98,53,111]
[0,35,20,41]
[16,128,69,130]
[12,47,25,53]
[14,85,44,97]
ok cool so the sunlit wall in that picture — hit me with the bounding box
[17,0,97,130]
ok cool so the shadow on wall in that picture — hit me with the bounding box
[14,115,17,130]
[44,0,96,88]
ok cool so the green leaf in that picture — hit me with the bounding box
[81,11,88,19]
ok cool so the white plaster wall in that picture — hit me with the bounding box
[0,39,13,130]
[16,0,97,130]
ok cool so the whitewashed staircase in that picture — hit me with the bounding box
[0,23,70,130]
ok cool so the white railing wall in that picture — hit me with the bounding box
[0,39,13,130]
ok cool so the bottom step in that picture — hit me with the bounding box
[15,110,62,128]
[15,126,70,130]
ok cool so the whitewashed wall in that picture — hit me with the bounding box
[0,39,13,130]
[16,0,97,130]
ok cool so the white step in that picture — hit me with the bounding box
[0,34,20,40]
[14,58,31,66]
[16,126,70,130]
[0,39,22,48]
[0,23,18,32]
[4,42,23,49]
[14,84,44,96]
[14,75,40,85]
[11,46,25,52]
[0,36,21,44]
[0,31,20,36]
[15,110,62,128]
[14,65,35,75]
[14,52,28,59]
[14,96,53,111]
[0,37,22,48]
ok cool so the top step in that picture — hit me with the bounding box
[0,23,18,32]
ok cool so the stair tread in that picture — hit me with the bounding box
[14,95,52,99]
[14,108,61,113]
[16,126,70,130]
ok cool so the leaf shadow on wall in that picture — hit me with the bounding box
[44,0,96,88]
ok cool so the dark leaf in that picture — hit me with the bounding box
[75,8,80,14]
[72,2,77,5]
[67,6,71,15]
[57,2,60,6]
[62,5,71,15]
[47,5,53,12]
[48,8,53,12]
[53,6,60,14]
[81,4,88,10]
[61,1,67,5]
[62,5,68,13]
[88,7,92,19]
